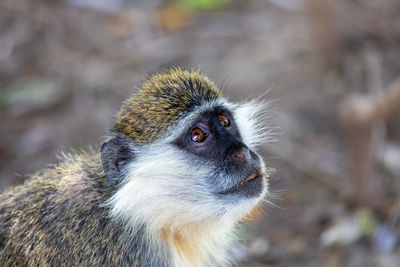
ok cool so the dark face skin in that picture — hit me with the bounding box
[175,107,264,199]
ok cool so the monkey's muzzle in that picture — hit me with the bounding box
[217,169,265,197]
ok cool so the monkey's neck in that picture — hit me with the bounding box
[158,218,235,267]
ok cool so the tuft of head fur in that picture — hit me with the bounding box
[233,98,277,151]
[114,68,223,145]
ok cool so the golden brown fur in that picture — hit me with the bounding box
[115,68,223,144]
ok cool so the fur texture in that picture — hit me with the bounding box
[0,68,272,266]
[114,68,223,145]
[0,152,169,266]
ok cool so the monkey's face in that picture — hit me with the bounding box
[103,100,271,228]
[175,107,265,201]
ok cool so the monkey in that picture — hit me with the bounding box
[0,67,272,266]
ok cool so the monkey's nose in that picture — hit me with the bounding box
[230,147,250,164]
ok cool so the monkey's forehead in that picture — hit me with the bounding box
[114,68,223,145]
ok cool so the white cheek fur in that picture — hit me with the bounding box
[105,146,230,231]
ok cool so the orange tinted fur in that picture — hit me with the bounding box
[160,218,223,266]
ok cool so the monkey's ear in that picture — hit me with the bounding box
[100,136,134,186]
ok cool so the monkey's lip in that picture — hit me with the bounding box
[240,171,263,186]
[218,170,264,195]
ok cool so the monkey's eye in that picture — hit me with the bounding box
[217,114,230,127]
[191,128,206,142]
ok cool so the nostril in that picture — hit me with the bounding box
[230,147,249,163]
[233,152,245,160]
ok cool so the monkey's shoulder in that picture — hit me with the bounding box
[0,151,135,265]
[1,150,112,203]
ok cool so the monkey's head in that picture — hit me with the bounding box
[101,68,272,231]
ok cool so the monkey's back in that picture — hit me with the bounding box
[0,152,146,266]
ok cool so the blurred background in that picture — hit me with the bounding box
[1,0,400,266]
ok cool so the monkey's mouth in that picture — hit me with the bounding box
[240,171,262,186]
[218,170,265,196]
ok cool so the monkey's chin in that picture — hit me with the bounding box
[218,171,265,198]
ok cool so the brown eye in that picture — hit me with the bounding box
[191,128,206,142]
[218,114,230,127]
